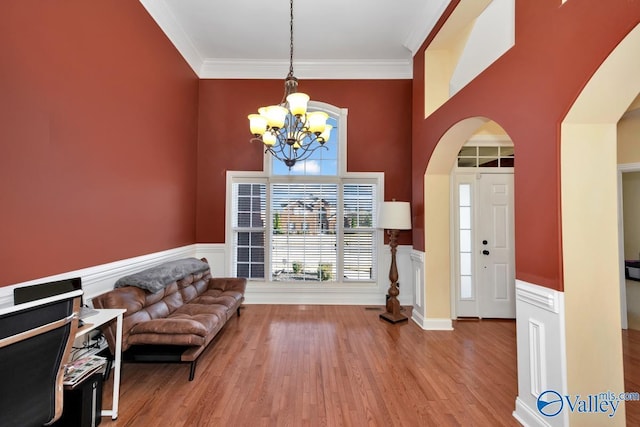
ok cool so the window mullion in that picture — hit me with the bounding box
[336,182,344,283]
[265,183,273,283]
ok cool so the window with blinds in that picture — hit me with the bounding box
[343,184,376,280]
[271,183,338,282]
[231,181,377,283]
[232,183,266,279]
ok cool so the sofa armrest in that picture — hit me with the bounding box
[207,277,247,294]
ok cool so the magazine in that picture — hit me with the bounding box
[63,355,107,387]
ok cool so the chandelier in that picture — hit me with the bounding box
[247,0,332,169]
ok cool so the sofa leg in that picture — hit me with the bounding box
[237,306,241,317]
[189,361,197,381]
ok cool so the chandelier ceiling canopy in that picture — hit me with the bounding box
[248,0,332,170]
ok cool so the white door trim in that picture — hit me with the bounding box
[617,162,640,330]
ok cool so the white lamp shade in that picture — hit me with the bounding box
[378,201,411,230]
[306,111,329,134]
[286,92,310,116]
[319,124,332,142]
[264,105,288,129]
[262,131,277,146]
[248,114,268,135]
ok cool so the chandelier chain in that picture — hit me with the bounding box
[248,0,333,170]
[288,0,294,77]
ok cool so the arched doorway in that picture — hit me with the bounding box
[560,23,640,426]
[421,117,516,325]
[420,117,485,329]
[453,129,515,319]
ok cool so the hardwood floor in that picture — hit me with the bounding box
[623,328,640,426]
[99,305,521,426]
[97,305,640,426]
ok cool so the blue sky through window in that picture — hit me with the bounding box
[272,116,338,176]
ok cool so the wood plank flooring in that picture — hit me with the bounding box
[623,327,640,426]
[99,305,518,426]
[96,305,640,426]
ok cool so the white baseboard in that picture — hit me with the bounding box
[243,284,386,305]
[513,397,552,427]
[412,315,453,331]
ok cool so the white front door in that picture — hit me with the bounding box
[455,173,515,318]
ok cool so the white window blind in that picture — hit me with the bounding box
[231,180,377,283]
[271,183,338,282]
[343,183,376,280]
[232,183,266,279]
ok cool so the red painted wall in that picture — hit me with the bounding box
[0,1,199,286]
[196,79,413,245]
[412,0,640,290]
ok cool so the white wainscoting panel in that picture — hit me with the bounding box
[386,245,415,307]
[528,319,547,397]
[513,280,568,427]
[243,244,414,305]
[411,250,426,323]
[409,249,453,330]
[0,245,198,308]
[195,243,227,277]
[1,244,415,309]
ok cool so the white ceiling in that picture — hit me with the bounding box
[140,0,451,79]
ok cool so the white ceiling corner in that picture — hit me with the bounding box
[138,0,203,75]
[403,0,452,55]
[139,0,449,80]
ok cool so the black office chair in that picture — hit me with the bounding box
[0,291,81,427]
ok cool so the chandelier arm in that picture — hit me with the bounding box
[267,145,305,164]
[295,142,329,160]
[287,137,328,160]
[261,137,329,169]
[266,131,328,158]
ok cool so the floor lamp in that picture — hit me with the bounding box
[378,201,412,323]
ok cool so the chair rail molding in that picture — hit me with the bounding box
[1,243,415,308]
[0,245,198,308]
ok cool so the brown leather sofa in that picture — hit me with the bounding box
[92,257,246,380]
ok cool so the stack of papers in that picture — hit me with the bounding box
[63,355,107,387]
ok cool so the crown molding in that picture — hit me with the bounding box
[139,0,203,75]
[199,59,412,80]
[140,0,441,79]
[403,0,452,55]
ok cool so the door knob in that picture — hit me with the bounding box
[482,250,490,255]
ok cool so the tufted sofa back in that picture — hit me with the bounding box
[92,269,211,353]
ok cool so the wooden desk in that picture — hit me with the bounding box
[76,308,125,420]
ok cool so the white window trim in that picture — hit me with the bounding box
[226,171,385,291]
